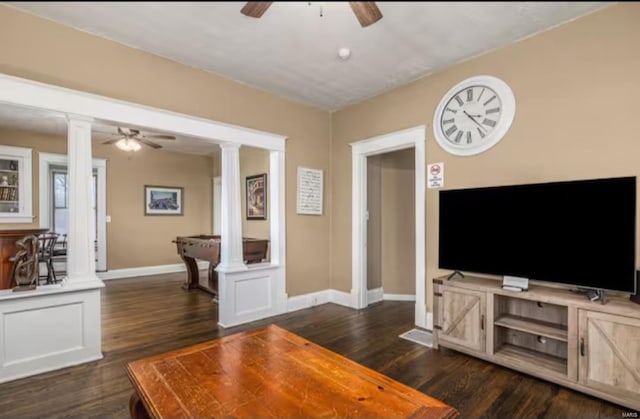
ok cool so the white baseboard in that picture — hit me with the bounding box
[383,293,416,302]
[97,261,209,281]
[329,289,356,308]
[287,289,356,312]
[286,290,331,312]
[367,287,384,304]
[366,287,416,303]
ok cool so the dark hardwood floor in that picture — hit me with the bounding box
[0,273,631,419]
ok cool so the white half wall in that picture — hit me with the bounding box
[0,284,103,383]
[218,265,286,328]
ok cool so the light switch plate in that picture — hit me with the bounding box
[106,215,112,223]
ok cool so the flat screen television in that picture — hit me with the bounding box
[438,176,637,293]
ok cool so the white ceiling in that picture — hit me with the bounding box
[0,103,220,155]
[5,2,610,110]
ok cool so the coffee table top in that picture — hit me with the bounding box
[127,324,458,419]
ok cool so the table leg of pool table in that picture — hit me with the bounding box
[129,393,150,419]
[179,254,199,291]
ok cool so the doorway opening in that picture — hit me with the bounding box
[350,126,428,329]
[366,148,416,303]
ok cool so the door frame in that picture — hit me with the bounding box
[350,125,428,329]
[39,152,107,272]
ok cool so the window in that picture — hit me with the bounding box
[52,170,97,239]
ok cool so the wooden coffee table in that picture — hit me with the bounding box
[127,324,459,419]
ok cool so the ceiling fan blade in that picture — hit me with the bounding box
[241,2,272,18]
[349,2,383,27]
[144,134,176,140]
[102,138,121,145]
[138,138,163,149]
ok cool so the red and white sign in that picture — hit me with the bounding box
[427,162,444,189]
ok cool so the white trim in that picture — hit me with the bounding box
[0,73,285,151]
[383,293,416,302]
[432,75,516,156]
[97,261,208,281]
[351,125,429,329]
[0,145,33,223]
[426,312,433,331]
[367,287,384,304]
[38,152,107,271]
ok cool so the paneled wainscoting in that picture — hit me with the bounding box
[0,273,629,419]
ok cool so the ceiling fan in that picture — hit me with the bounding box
[240,2,383,28]
[101,127,176,151]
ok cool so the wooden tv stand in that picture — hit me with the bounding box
[432,275,640,411]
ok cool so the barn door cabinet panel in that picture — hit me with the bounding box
[578,310,640,407]
[434,284,486,352]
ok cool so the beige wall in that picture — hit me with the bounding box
[381,148,415,295]
[331,3,640,309]
[0,5,331,295]
[240,146,270,240]
[0,127,212,269]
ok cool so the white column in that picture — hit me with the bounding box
[269,150,285,267]
[216,143,246,272]
[66,115,98,282]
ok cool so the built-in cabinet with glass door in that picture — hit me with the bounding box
[0,145,32,223]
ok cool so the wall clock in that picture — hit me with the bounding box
[433,75,515,156]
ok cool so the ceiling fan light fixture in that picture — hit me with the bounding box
[115,138,142,152]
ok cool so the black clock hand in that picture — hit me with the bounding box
[464,110,486,132]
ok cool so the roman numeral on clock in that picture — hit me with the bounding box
[466,89,473,102]
[455,96,464,106]
[486,107,500,114]
[442,118,454,125]
[445,107,457,114]
[482,118,496,127]
[477,88,486,101]
[445,125,458,136]
[454,130,463,143]
[483,95,497,106]
[466,131,472,144]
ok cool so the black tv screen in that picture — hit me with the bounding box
[439,177,636,293]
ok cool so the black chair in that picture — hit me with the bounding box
[38,233,59,284]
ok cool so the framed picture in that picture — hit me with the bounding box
[296,167,323,215]
[246,173,267,220]
[144,185,183,216]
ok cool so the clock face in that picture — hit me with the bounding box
[440,85,502,146]
[433,76,515,156]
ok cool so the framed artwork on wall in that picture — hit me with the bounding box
[246,173,267,220]
[144,185,183,216]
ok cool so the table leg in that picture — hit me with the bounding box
[129,393,150,419]
[179,255,199,290]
